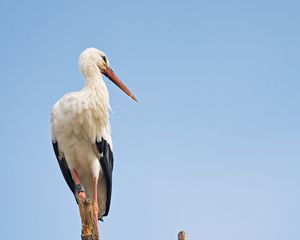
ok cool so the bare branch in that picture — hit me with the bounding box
[79,198,99,240]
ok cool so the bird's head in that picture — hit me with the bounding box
[79,47,137,102]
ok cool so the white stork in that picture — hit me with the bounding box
[51,48,137,221]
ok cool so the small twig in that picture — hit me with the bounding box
[178,231,187,240]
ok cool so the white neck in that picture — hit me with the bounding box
[83,65,106,89]
[82,65,110,110]
[81,65,112,146]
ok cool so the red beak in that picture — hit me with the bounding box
[102,67,137,102]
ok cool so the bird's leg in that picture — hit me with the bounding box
[93,176,99,222]
[72,169,86,200]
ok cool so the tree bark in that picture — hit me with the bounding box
[78,198,99,240]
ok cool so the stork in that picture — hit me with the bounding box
[51,48,137,222]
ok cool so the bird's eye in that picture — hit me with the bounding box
[102,56,107,64]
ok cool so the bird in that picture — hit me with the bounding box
[51,47,137,222]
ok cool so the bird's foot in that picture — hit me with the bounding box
[92,202,99,233]
[92,202,99,221]
[77,191,86,201]
[76,184,86,201]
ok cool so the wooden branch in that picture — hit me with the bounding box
[78,198,99,240]
[78,196,186,240]
[178,231,187,240]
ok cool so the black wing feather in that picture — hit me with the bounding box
[52,141,76,198]
[96,137,114,217]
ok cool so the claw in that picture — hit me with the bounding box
[77,191,86,201]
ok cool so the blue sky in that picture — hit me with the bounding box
[0,0,299,239]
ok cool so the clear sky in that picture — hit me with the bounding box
[0,0,299,239]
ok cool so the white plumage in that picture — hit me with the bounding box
[51,48,137,219]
